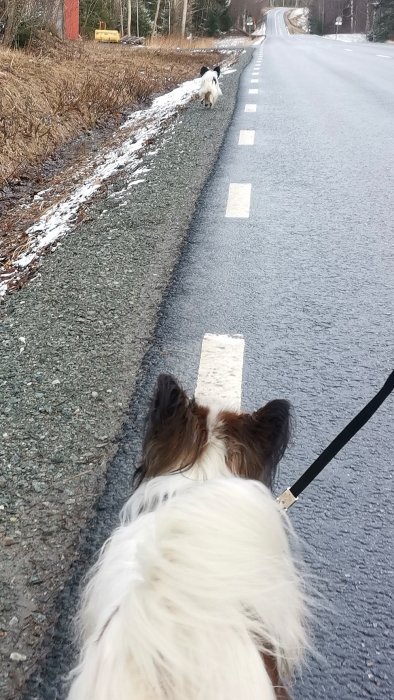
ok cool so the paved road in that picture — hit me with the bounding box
[20,12,393,699]
[119,12,393,699]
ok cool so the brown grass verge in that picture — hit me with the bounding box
[147,35,216,49]
[0,36,223,187]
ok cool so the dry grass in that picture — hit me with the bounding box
[147,35,215,49]
[0,36,222,186]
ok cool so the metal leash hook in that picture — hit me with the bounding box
[277,488,298,511]
[276,370,394,513]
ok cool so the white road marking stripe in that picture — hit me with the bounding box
[248,88,259,94]
[251,79,259,83]
[344,48,352,52]
[376,54,391,58]
[244,103,257,112]
[238,129,255,145]
[195,334,245,411]
[225,183,251,218]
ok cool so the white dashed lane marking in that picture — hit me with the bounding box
[376,54,391,58]
[238,130,255,146]
[195,334,245,410]
[225,183,251,219]
[244,104,257,112]
[251,79,259,84]
[248,89,259,94]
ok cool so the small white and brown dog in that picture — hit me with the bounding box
[199,65,222,107]
[67,375,310,700]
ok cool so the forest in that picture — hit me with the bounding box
[0,0,393,46]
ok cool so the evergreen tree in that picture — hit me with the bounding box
[371,0,394,40]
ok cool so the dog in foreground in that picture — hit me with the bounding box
[67,375,310,700]
[199,65,222,107]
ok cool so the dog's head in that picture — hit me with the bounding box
[200,65,220,78]
[136,374,291,490]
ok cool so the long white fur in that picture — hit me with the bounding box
[199,70,222,107]
[67,434,309,700]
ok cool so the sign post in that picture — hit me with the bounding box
[335,16,342,38]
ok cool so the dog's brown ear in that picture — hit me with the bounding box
[219,400,292,489]
[249,400,292,484]
[140,374,208,482]
[200,66,209,76]
[213,65,220,77]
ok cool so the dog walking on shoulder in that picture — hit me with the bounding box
[67,375,311,700]
[199,65,222,107]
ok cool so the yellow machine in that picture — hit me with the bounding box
[94,21,120,43]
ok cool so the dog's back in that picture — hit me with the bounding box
[67,376,310,699]
[67,476,307,700]
[199,65,222,107]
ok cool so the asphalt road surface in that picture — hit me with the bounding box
[120,13,393,699]
[21,10,393,700]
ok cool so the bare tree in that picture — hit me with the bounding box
[151,0,162,35]
[181,0,187,36]
[2,0,63,46]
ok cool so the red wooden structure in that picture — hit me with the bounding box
[64,0,79,40]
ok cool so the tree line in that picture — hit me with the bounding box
[0,0,392,46]
[307,0,393,38]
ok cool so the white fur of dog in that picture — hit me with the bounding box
[199,65,222,107]
[67,375,310,700]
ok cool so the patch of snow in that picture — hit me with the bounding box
[128,179,146,186]
[323,33,366,42]
[215,37,251,48]
[107,167,149,200]
[1,77,203,297]
[33,187,53,202]
[2,63,238,298]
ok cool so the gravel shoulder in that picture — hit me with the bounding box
[0,48,252,700]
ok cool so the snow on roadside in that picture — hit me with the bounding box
[215,36,252,48]
[323,33,367,42]
[1,76,202,298]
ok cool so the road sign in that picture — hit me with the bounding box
[335,16,343,25]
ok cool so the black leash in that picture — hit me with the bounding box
[277,370,394,510]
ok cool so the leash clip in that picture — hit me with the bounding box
[277,488,298,511]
